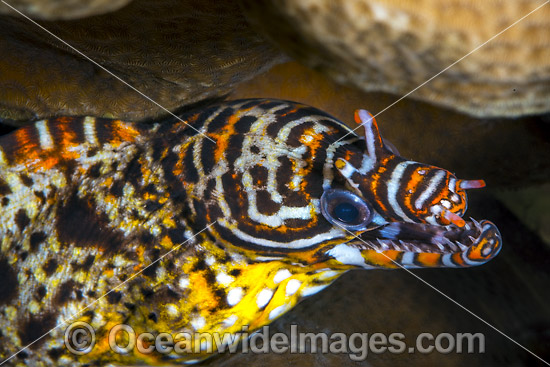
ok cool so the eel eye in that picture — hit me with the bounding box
[320,189,373,231]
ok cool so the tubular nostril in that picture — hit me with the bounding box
[442,209,466,227]
[430,205,466,227]
[458,179,486,190]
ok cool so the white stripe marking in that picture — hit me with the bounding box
[358,110,378,162]
[326,244,366,267]
[215,273,234,286]
[0,147,6,165]
[285,279,301,296]
[449,177,457,193]
[83,117,98,146]
[359,153,375,174]
[317,270,341,280]
[227,288,243,306]
[222,315,238,328]
[269,303,291,320]
[36,120,54,150]
[337,159,356,178]
[387,161,416,222]
[441,253,458,267]
[273,269,292,284]
[190,316,206,330]
[415,170,446,210]
[243,157,318,226]
[300,284,330,297]
[400,252,417,267]
[322,139,353,189]
[256,288,274,308]
[221,220,345,249]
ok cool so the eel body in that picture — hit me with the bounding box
[0,99,501,365]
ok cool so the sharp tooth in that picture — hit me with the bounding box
[470,217,481,230]
[457,242,468,251]
[398,240,414,252]
[442,238,457,251]
[435,242,445,251]
[376,238,388,250]
[398,240,406,250]
[468,235,477,243]
[464,223,471,230]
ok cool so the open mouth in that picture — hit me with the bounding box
[359,218,501,257]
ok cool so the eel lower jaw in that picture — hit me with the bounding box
[349,218,502,266]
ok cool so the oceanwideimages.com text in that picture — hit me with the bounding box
[65,322,485,361]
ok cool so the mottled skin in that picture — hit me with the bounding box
[0,99,501,366]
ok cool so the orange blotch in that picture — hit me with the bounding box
[335,159,346,170]
[111,120,140,146]
[299,179,311,201]
[103,194,117,206]
[297,128,324,176]
[291,247,325,264]
[33,156,59,171]
[12,128,65,171]
[465,236,494,261]
[252,211,319,235]
[143,192,157,201]
[102,177,114,187]
[402,168,428,215]
[212,114,239,161]
[161,235,173,249]
[171,142,193,178]
[452,252,466,265]
[54,122,80,160]
[363,250,400,268]
[281,107,298,116]
[188,272,218,311]
[135,245,145,264]
[370,173,388,213]
[353,110,362,125]
[56,117,73,124]
[14,128,40,163]
[416,253,441,267]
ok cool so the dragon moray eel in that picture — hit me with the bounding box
[0,99,501,365]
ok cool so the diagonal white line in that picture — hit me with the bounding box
[337,225,550,366]
[0,0,216,143]
[0,221,217,366]
[336,0,550,143]
[1,0,548,365]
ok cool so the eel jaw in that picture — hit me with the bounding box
[340,219,502,268]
